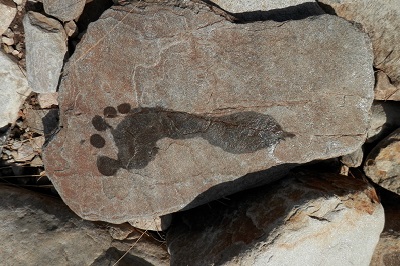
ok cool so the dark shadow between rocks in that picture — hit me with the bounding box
[180,163,298,213]
[202,1,325,22]
[42,109,59,141]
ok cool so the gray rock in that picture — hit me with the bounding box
[317,0,400,87]
[0,52,31,128]
[0,184,169,265]
[43,2,374,230]
[0,0,16,35]
[365,128,400,195]
[23,11,67,93]
[340,147,363,168]
[367,101,400,143]
[43,0,86,22]
[167,172,384,266]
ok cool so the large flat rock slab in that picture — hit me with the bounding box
[167,172,384,265]
[43,2,374,229]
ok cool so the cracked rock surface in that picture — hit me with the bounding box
[167,171,384,266]
[43,1,374,230]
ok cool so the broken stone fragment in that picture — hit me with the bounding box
[0,0,16,35]
[0,52,31,128]
[43,2,374,230]
[374,71,400,101]
[167,172,384,265]
[364,128,400,196]
[23,11,67,93]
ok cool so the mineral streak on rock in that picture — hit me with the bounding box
[90,104,294,175]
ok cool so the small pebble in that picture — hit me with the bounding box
[13,0,23,5]
[11,49,19,56]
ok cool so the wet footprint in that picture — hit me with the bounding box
[90,103,293,176]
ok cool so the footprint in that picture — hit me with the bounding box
[90,103,294,176]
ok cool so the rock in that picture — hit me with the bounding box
[43,2,374,230]
[167,172,384,265]
[43,0,86,22]
[0,0,16,35]
[370,189,400,266]
[0,184,169,265]
[211,0,318,13]
[0,52,31,128]
[367,101,400,143]
[340,147,363,168]
[25,108,59,137]
[374,71,400,101]
[1,36,14,45]
[364,128,400,195]
[38,92,58,108]
[317,0,400,87]
[63,20,78,37]
[23,11,67,93]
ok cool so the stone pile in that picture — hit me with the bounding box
[0,0,399,265]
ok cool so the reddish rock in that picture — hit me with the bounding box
[167,172,384,265]
[365,128,400,195]
[43,2,374,230]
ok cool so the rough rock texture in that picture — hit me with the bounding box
[340,147,363,168]
[0,52,31,128]
[43,0,86,22]
[375,71,400,101]
[167,172,384,265]
[0,0,16,35]
[365,128,400,195]
[367,101,400,143]
[23,11,67,93]
[370,189,400,266]
[317,0,400,87]
[43,2,374,230]
[210,0,313,13]
[0,185,169,265]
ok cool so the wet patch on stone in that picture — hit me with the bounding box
[90,103,294,176]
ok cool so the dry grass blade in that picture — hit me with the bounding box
[112,229,147,266]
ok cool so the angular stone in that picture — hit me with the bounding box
[340,147,363,168]
[367,101,400,143]
[317,0,400,87]
[365,128,400,195]
[0,0,16,35]
[43,2,374,230]
[0,52,31,128]
[23,11,67,93]
[370,189,400,266]
[375,71,400,101]
[0,184,170,265]
[167,172,384,265]
[43,0,86,22]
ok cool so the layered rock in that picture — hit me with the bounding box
[43,2,374,230]
[365,128,400,195]
[167,172,384,265]
[0,52,31,128]
[23,11,67,93]
[317,0,400,89]
[0,185,169,265]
